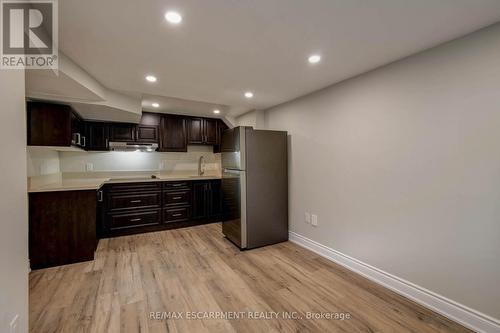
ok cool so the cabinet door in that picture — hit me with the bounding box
[204,118,218,144]
[136,125,158,143]
[160,115,187,152]
[70,111,83,146]
[109,123,136,142]
[187,117,204,144]
[140,112,160,126]
[27,101,72,146]
[137,112,160,143]
[86,122,109,151]
[209,180,222,218]
[191,181,209,219]
[213,120,229,153]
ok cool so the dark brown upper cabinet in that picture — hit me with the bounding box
[187,117,204,144]
[204,118,218,145]
[187,117,220,145]
[213,120,229,153]
[70,112,86,148]
[27,101,80,147]
[109,123,136,142]
[28,104,226,151]
[85,122,109,151]
[159,114,187,152]
[136,112,160,143]
[136,125,158,143]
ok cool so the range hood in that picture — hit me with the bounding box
[109,142,158,152]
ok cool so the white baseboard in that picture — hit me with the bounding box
[288,231,500,333]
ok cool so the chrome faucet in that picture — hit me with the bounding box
[198,155,205,176]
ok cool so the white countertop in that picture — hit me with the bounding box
[28,173,222,193]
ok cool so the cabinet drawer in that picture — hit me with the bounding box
[106,182,161,193]
[164,181,190,191]
[109,210,160,230]
[109,192,160,211]
[164,190,190,206]
[164,207,190,222]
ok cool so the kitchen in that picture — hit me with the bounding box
[27,101,287,269]
[2,1,500,333]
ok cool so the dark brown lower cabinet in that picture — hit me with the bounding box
[101,180,221,237]
[192,180,223,220]
[29,190,98,270]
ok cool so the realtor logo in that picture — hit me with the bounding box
[1,0,58,69]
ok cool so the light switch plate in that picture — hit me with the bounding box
[305,212,311,224]
[311,214,318,227]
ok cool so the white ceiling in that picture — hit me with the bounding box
[58,0,500,117]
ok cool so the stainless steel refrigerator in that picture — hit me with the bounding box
[221,126,288,249]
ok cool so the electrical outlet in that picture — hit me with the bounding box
[304,212,311,224]
[85,163,94,172]
[159,161,165,170]
[311,214,318,227]
[10,314,18,333]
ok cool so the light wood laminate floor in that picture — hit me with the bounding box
[30,223,471,333]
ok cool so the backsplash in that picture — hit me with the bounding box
[27,145,221,177]
[27,148,61,177]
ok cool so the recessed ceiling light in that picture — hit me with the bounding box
[213,109,220,114]
[145,75,157,82]
[244,91,254,99]
[308,54,321,64]
[152,103,160,108]
[165,11,182,24]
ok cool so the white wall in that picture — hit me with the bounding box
[237,110,258,128]
[0,71,28,332]
[236,110,266,129]
[59,145,220,173]
[264,23,500,320]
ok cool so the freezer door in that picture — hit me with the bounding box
[221,127,246,170]
[221,168,247,248]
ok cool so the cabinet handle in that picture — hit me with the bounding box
[172,196,182,200]
[172,213,182,217]
[74,133,81,145]
[171,183,183,187]
[130,218,142,222]
[130,200,142,203]
[81,136,86,147]
[97,190,103,202]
